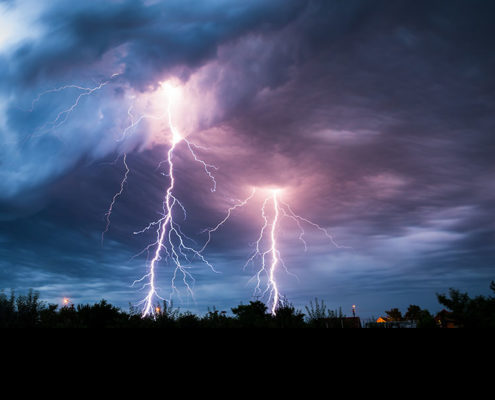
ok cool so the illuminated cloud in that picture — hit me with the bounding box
[0,0,494,316]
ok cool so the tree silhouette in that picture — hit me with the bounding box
[385,308,403,321]
[437,281,495,328]
[404,305,435,328]
[272,299,305,328]
[0,290,16,328]
[404,305,422,321]
[3,282,492,328]
[231,301,269,328]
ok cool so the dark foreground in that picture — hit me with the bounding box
[1,282,494,328]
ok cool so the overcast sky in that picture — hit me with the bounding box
[0,0,494,318]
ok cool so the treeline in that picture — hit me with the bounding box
[1,282,494,328]
[368,281,495,329]
[0,293,344,328]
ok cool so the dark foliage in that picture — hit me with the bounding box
[1,282,493,328]
[231,301,271,328]
[436,281,495,328]
[304,297,348,328]
[385,308,403,322]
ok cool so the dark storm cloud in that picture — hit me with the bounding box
[218,0,495,213]
[1,0,494,315]
[6,0,308,88]
[182,0,495,310]
[0,0,311,205]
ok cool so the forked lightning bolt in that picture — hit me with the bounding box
[130,84,219,318]
[30,77,219,318]
[199,188,257,253]
[26,74,343,318]
[203,188,345,315]
[27,74,120,138]
[246,191,282,315]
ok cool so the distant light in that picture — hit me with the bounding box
[63,297,70,306]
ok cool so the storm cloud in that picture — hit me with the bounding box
[0,0,494,316]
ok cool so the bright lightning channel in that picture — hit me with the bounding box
[27,75,219,319]
[203,187,345,316]
[129,82,219,318]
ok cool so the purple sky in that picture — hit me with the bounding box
[0,0,494,318]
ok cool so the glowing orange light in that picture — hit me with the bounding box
[63,298,70,306]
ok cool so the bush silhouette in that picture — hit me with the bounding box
[231,301,269,328]
[437,281,495,328]
[3,283,492,328]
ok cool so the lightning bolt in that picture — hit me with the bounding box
[102,153,130,245]
[25,75,139,247]
[101,99,167,242]
[203,188,346,316]
[101,96,170,242]
[244,190,282,316]
[27,73,120,139]
[131,83,219,318]
[117,101,169,142]
[199,188,257,253]
[26,75,220,318]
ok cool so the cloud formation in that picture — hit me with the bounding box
[0,0,494,316]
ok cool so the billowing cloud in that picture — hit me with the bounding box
[0,0,494,316]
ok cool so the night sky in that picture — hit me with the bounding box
[1,0,494,318]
